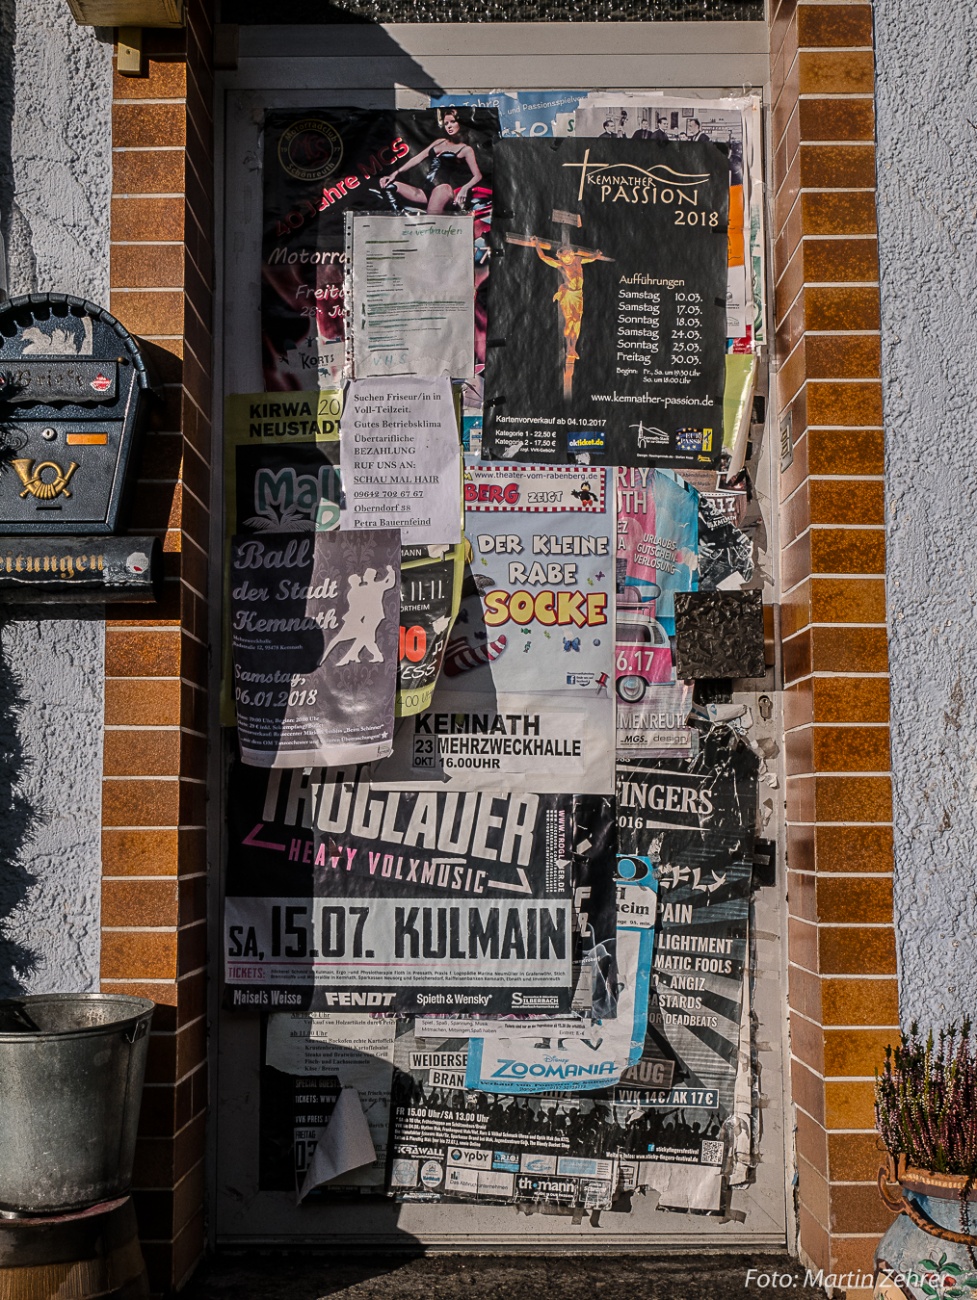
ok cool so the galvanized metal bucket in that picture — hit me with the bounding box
[0,993,154,1214]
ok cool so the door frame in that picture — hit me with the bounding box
[207,18,792,1250]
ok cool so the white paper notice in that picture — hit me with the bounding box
[340,376,462,546]
[415,1016,590,1040]
[345,212,474,379]
[266,1011,396,1080]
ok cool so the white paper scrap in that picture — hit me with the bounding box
[297,1087,377,1203]
[641,1159,724,1212]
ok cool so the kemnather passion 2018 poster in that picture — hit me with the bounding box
[483,138,729,468]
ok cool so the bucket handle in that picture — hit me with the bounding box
[124,1016,150,1045]
[4,1003,42,1032]
[878,1166,977,1246]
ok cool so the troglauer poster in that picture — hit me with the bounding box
[229,529,400,767]
[223,760,592,1016]
[260,1013,396,1193]
[262,107,498,391]
[365,464,615,795]
[483,137,729,468]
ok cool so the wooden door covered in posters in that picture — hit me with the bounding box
[210,21,791,1249]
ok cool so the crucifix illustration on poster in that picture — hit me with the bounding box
[506,208,614,401]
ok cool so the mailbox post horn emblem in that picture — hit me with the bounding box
[10,458,80,500]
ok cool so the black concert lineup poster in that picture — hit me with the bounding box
[611,857,753,1176]
[229,529,400,767]
[262,107,499,391]
[388,1027,622,1210]
[612,731,758,1180]
[223,761,585,1016]
[483,138,729,467]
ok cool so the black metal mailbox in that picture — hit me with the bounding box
[0,293,155,536]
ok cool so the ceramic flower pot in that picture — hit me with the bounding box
[875,1157,977,1299]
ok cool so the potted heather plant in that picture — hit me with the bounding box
[874,1021,977,1298]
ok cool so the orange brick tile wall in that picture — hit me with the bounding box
[771,0,898,1290]
[100,2,215,1291]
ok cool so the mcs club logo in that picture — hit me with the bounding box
[278,118,344,183]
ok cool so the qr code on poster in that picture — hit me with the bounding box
[700,1140,724,1166]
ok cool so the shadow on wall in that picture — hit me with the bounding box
[0,0,36,296]
[0,1,13,287]
[0,614,39,996]
[222,0,396,19]
[0,3,36,997]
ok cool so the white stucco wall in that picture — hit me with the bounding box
[0,0,112,996]
[874,4,977,1027]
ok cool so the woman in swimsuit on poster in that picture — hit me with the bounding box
[379,108,482,213]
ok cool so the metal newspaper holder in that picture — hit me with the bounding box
[0,293,161,601]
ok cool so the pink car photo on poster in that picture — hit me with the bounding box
[614,591,693,757]
[614,587,672,705]
[615,468,698,754]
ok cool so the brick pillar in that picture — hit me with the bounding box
[100,3,214,1292]
[770,1,899,1291]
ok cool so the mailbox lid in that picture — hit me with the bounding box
[0,359,119,405]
